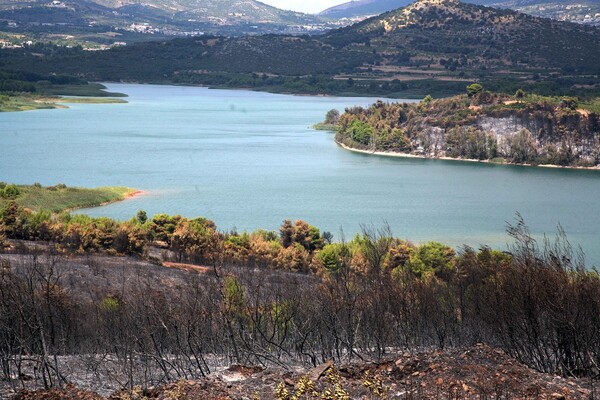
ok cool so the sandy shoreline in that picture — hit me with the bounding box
[98,189,148,207]
[69,189,148,213]
[336,141,600,171]
[124,190,147,200]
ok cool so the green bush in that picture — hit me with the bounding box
[1,184,21,200]
[349,119,373,146]
[317,244,346,271]
[467,83,484,98]
[407,241,455,278]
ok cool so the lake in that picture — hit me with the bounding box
[2,83,599,266]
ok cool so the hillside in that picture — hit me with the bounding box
[0,0,326,40]
[1,0,599,98]
[82,0,322,25]
[321,0,600,25]
[335,89,600,167]
[324,0,600,74]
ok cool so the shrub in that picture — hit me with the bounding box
[559,96,579,110]
[466,83,483,97]
[317,244,346,272]
[348,119,373,146]
[1,184,20,199]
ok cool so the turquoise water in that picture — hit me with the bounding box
[1,83,599,265]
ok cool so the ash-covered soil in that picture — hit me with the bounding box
[9,345,596,399]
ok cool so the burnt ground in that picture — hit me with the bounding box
[0,242,317,304]
[1,246,598,399]
[8,345,598,399]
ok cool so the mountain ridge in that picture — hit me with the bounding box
[320,0,600,25]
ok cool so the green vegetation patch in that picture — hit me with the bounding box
[581,98,600,114]
[0,94,126,112]
[38,83,127,97]
[0,94,62,112]
[312,123,338,131]
[56,97,128,104]
[0,182,137,213]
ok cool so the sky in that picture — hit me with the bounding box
[260,0,346,14]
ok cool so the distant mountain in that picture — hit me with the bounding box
[320,0,600,25]
[320,0,413,19]
[87,0,321,24]
[0,0,325,36]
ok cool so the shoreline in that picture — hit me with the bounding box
[98,81,426,100]
[68,189,148,213]
[335,141,600,171]
[124,190,146,200]
[2,96,128,113]
[96,189,148,207]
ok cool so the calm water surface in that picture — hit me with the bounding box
[1,84,599,265]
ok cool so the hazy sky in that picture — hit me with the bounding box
[260,0,345,14]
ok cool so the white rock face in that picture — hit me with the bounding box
[477,116,529,137]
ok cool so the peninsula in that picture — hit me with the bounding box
[0,182,141,213]
[332,88,600,168]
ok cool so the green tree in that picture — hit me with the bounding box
[466,83,484,98]
[348,119,373,146]
[224,275,246,314]
[407,241,455,278]
[510,129,537,164]
[515,89,526,102]
[136,210,148,225]
[148,214,181,244]
[280,220,324,252]
[318,244,345,272]
[170,219,215,261]
[1,184,20,200]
